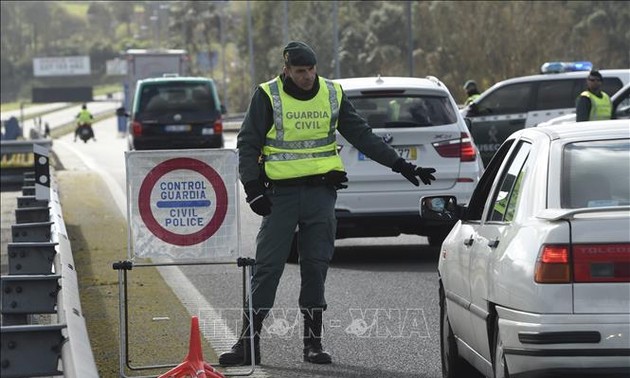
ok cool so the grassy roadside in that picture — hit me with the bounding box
[56,170,218,377]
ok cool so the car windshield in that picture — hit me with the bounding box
[348,95,458,128]
[138,82,216,114]
[562,139,630,208]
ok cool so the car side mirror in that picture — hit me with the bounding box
[419,195,464,222]
[221,104,227,115]
[116,107,129,117]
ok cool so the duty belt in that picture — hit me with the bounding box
[270,174,328,187]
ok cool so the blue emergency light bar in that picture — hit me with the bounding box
[540,61,593,74]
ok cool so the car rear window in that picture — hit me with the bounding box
[138,82,217,113]
[348,95,458,128]
[562,139,630,208]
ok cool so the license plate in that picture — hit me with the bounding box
[359,146,417,161]
[165,124,191,132]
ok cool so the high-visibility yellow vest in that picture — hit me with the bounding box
[261,76,345,180]
[77,109,92,123]
[580,91,612,120]
[389,100,401,121]
[465,94,480,106]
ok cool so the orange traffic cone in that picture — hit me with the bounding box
[158,316,225,378]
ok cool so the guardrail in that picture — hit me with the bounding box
[222,112,246,122]
[0,141,98,377]
[1,139,53,186]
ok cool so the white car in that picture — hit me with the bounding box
[420,120,630,377]
[334,76,483,246]
[538,83,630,127]
[460,68,630,165]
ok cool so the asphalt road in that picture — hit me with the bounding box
[49,117,484,377]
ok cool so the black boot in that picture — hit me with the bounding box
[303,308,332,364]
[219,310,265,366]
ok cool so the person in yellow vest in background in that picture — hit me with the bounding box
[576,70,612,122]
[220,41,436,367]
[75,104,95,142]
[388,99,401,121]
[463,80,481,106]
[388,98,415,122]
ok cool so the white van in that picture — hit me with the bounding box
[461,68,630,164]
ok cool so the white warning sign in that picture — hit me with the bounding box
[126,149,239,260]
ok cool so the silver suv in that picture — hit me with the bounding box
[333,76,483,246]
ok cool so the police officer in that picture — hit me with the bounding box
[463,80,481,106]
[576,70,612,122]
[75,104,95,142]
[219,41,436,366]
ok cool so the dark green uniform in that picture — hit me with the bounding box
[237,74,400,312]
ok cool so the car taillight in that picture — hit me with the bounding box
[535,245,571,283]
[573,244,630,283]
[432,132,477,162]
[214,118,223,134]
[535,243,630,284]
[459,133,477,162]
[131,120,143,136]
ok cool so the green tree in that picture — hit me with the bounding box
[568,1,630,68]
[110,1,135,38]
[361,2,408,76]
[87,2,113,38]
[3,1,630,107]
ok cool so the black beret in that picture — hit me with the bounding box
[588,70,603,80]
[463,80,477,90]
[283,41,317,67]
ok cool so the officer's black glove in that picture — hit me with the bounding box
[392,158,436,186]
[323,171,349,190]
[244,180,272,216]
[415,166,437,185]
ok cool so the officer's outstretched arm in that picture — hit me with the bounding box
[391,158,436,186]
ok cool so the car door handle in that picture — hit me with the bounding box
[464,237,474,247]
[488,239,500,248]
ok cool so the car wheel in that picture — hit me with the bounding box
[440,286,465,378]
[493,319,510,378]
[286,233,298,264]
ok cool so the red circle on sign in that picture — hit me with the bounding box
[138,157,228,246]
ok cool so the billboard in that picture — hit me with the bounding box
[33,56,91,77]
[106,58,127,76]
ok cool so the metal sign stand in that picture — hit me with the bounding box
[112,258,256,378]
[115,149,253,378]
